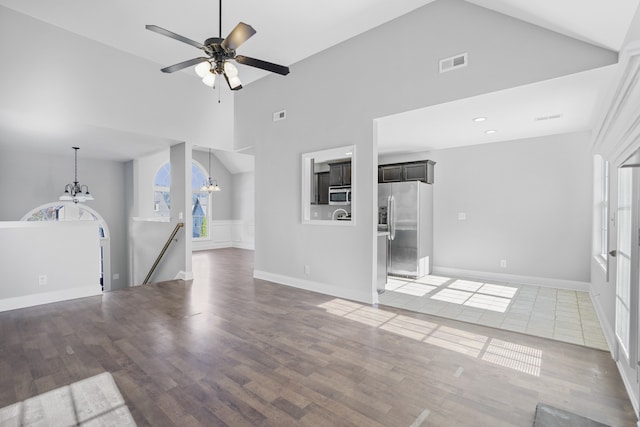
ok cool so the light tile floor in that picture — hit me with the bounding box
[378,275,609,351]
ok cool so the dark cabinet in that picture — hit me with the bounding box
[316,172,330,205]
[378,160,435,184]
[329,162,351,186]
[379,165,403,183]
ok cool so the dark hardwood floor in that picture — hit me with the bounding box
[0,248,637,426]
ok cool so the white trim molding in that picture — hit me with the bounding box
[590,40,640,421]
[592,42,640,164]
[192,220,255,251]
[253,270,373,304]
[174,270,194,281]
[0,287,102,313]
[432,266,590,292]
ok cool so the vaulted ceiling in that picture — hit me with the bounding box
[0,0,638,161]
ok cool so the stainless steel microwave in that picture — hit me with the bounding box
[329,187,351,205]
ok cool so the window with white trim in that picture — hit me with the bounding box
[153,162,211,240]
[594,155,609,268]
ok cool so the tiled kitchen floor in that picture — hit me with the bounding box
[378,275,609,350]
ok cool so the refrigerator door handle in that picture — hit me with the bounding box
[386,195,392,240]
[389,195,396,241]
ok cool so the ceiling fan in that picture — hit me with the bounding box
[146,0,289,91]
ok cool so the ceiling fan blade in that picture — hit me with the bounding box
[146,25,206,51]
[235,55,289,76]
[220,22,256,51]
[161,57,210,73]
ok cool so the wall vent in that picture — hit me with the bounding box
[273,110,286,122]
[439,53,468,73]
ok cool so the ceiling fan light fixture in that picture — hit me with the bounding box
[146,0,289,94]
[223,61,238,77]
[228,75,242,89]
[202,71,216,87]
[195,61,212,78]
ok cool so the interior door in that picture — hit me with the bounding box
[616,167,633,361]
[615,164,640,406]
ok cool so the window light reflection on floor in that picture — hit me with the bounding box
[393,283,439,297]
[413,275,451,286]
[317,298,542,377]
[429,280,518,313]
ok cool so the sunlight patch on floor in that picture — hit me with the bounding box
[393,283,439,296]
[482,339,542,376]
[430,280,517,313]
[318,298,542,376]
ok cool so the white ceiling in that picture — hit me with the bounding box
[376,65,617,154]
[0,0,639,162]
[0,0,438,86]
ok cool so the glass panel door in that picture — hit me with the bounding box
[616,167,632,359]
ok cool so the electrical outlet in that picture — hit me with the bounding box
[500,260,507,268]
[458,212,467,220]
[304,265,311,275]
[38,275,48,286]
[113,273,120,280]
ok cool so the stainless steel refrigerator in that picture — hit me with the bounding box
[378,181,433,278]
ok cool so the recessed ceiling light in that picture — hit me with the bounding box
[472,117,486,122]
[485,129,497,134]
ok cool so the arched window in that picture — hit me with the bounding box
[153,162,211,239]
[22,202,111,291]
[23,203,106,238]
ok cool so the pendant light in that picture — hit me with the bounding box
[60,147,94,203]
[200,148,221,193]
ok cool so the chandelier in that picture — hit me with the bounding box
[60,147,94,203]
[201,148,221,193]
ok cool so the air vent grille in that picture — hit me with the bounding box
[534,114,563,121]
[273,110,286,122]
[439,53,468,73]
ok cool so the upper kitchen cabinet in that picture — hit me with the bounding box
[315,172,330,205]
[330,161,351,186]
[302,146,356,225]
[379,164,403,183]
[379,160,435,184]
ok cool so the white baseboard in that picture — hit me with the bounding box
[193,242,232,251]
[617,357,640,420]
[175,270,194,281]
[431,266,590,292]
[232,242,255,250]
[589,291,617,357]
[253,270,373,304]
[0,286,102,313]
[193,242,255,251]
[592,293,640,419]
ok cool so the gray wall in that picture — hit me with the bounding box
[382,131,593,283]
[0,6,234,152]
[235,0,617,302]
[0,147,130,290]
[231,172,255,221]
